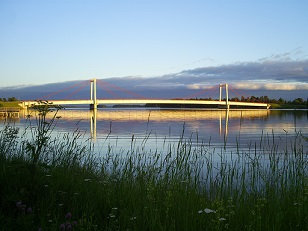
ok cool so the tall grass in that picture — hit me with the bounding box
[0,105,307,230]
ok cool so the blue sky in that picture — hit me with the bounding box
[1,0,308,98]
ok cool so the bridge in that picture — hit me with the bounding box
[19,79,270,109]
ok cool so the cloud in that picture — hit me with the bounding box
[171,59,308,89]
[1,52,308,100]
[232,82,308,91]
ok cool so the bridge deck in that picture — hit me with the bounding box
[20,99,270,109]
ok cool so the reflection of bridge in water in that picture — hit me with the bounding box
[40,109,270,139]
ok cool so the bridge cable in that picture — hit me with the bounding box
[97,79,146,99]
[96,81,122,99]
[183,85,220,99]
[228,84,250,100]
[64,81,90,100]
[207,86,220,99]
[38,80,90,100]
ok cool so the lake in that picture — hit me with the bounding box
[2,108,307,157]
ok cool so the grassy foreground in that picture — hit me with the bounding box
[0,105,307,231]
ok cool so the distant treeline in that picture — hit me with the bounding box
[188,96,307,105]
[146,96,308,109]
[0,97,18,102]
[0,96,306,104]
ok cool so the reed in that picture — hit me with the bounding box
[0,106,307,230]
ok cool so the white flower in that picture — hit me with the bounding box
[130,216,137,221]
[219,217,226,221]
[198,210,203,214]
[204,208,216,214]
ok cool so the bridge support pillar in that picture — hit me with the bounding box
[90,78,97,110]
[218,83,229,109]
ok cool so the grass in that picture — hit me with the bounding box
[0,101,21,108]
[269,103,307,109]
[0,104,307,230]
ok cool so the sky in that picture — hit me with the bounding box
[0,0,308,99]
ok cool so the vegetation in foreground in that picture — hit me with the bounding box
[0,104,308,230]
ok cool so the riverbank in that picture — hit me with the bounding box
[0,107,307,230]
[270,103,308,109]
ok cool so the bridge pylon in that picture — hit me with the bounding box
[219,83,229,109]
[90,78,97,110]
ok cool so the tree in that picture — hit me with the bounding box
[278,98,285,104]
[292,98,304,105]
[8,97,17,102]
[231,97,240,102]
[263,96,269,103]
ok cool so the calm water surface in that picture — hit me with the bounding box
[2,108,307,155]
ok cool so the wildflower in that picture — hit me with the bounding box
[59,224,65,231]
[16,201,23,209]
[27,207,33,214]
[204,208,216,214]
[66,222,72,231]
[65,212,72,220]
[219,217,227,221]
[130,216,137,221]
[72,221,78,226]
[198,210,203,214]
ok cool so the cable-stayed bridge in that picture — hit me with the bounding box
[19,79,271,109]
